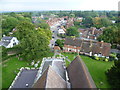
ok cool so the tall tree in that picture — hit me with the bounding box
[2,16,18,34]
[55,39,64,49]
[93,17,111,28]
[66,27,79,37]
[97,25,118,44]
[82,17,93,28]
[15,21,51,60]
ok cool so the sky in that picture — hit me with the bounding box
[0,0,119,12]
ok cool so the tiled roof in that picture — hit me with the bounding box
[33,66,67,88]
[54,46,61,50]
[67,56,96,88]
[64,38,82,47]
[64,38,111,56]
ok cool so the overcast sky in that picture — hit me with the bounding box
[0,0,119,11]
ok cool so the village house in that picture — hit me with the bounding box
[63,38,111,57]
[74,17,83,22]
[0,36,19,48]
[57,26,66,35]
[46,17,66,28]
[78,27,103,40]
[58,28,66,35]
[65,17,74,28]
[9,56,96,89]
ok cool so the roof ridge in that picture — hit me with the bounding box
[67,56,96,88]
[77,56,94,88]
[47,65,66,82]
[45,65,50,88]
[33,66,50,88]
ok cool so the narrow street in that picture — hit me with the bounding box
[49,24,62,50]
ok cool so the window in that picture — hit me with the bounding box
[13,43,16,46]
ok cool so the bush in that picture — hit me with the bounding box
[95,56,99,60]
[99,57,105,61]
[105,58,109,62]
[93,56,109,61]
[109,53,117,61]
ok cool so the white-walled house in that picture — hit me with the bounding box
[58,29,65,35]
[0,36,19,48]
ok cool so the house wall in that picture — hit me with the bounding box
[63,45,80,53]
[6,37,19,48]
[58,30,65,35]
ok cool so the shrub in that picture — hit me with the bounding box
[95,56,99,60]
[99,57,105,61]
[105,58,109,62]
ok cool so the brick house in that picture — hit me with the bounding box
[63,38,111,57]
[63,38,82,53]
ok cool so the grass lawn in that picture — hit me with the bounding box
[2,51,54,89]
[62,53,114,88]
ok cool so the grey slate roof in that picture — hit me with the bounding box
[1,41,10,47]
[67,56,96,88]
[11,69,38,88]
[0,37,14,47]
[0,41,3,46]
[2,36,13,41]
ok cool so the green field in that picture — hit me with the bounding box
[62,53,114,88]
[2,57,36,88]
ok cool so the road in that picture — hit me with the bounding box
[49,24,62,50]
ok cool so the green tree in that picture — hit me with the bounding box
[2,16,18,35]
[93,17,111,28]
[36,23,50,29]
[15,21,51,60]
[55,39,64,49]
[37,27,52,41]
[69,14,75,18]
[97,25,118,44]
[82,17,93,28]
[106,59,120,88]
[66,27,79,37]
